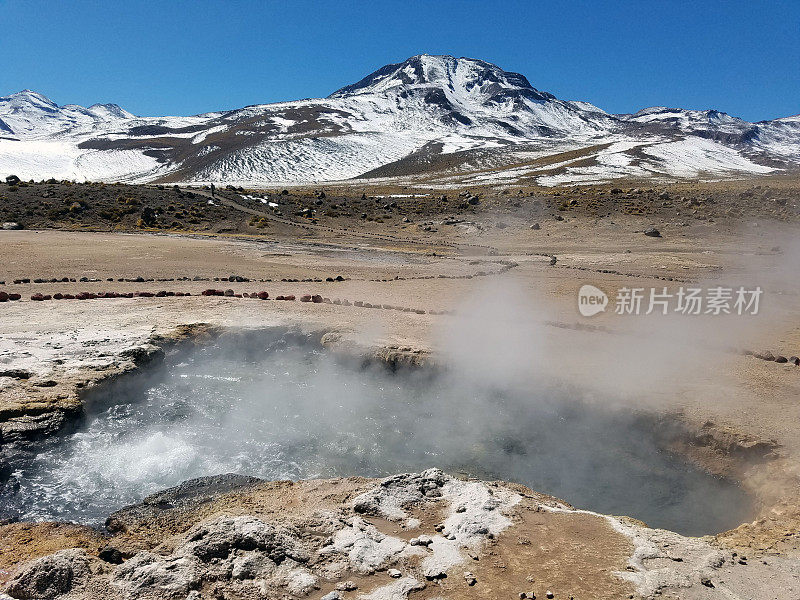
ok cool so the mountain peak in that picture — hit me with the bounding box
[2,89,59,110]
[328,54,555,103]
[0,90,133,139]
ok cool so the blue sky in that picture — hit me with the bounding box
[1,0,798,121]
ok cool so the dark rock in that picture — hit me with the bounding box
[644,227,661,237]
[106,474,263,533]
[33,380,57,387]
[98,545,124,564]
[0,369,31,379]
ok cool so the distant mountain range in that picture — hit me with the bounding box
[1,54,798,187]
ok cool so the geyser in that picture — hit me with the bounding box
[3,329,751,535]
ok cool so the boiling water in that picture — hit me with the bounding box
[4,330,751,535]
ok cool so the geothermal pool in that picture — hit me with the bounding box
[5,329,751,535]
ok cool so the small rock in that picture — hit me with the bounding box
[387,568,402,578]
[98,545,124,564]
[530,222,540,230]
[335,581,358,591]
[644,227,661,237]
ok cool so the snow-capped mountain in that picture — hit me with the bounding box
[0,90,134,138]
[0,55,797,186]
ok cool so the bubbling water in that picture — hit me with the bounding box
[5,329,751,535]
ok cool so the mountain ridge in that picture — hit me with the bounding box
[0,54,797,186]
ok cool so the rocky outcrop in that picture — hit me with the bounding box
[3,469,800,600]
[5,549,89,599]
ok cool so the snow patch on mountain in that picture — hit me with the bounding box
[641,137,774,176]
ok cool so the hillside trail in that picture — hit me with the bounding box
[187,186,500,256]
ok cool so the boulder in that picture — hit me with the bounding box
[257,291,269,300]
[644,227,662,237]
[6,549,89,600]
[112,552,201,598]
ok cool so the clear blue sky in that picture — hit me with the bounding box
[1,0,798,122]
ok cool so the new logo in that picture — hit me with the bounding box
[578,285,608,317]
